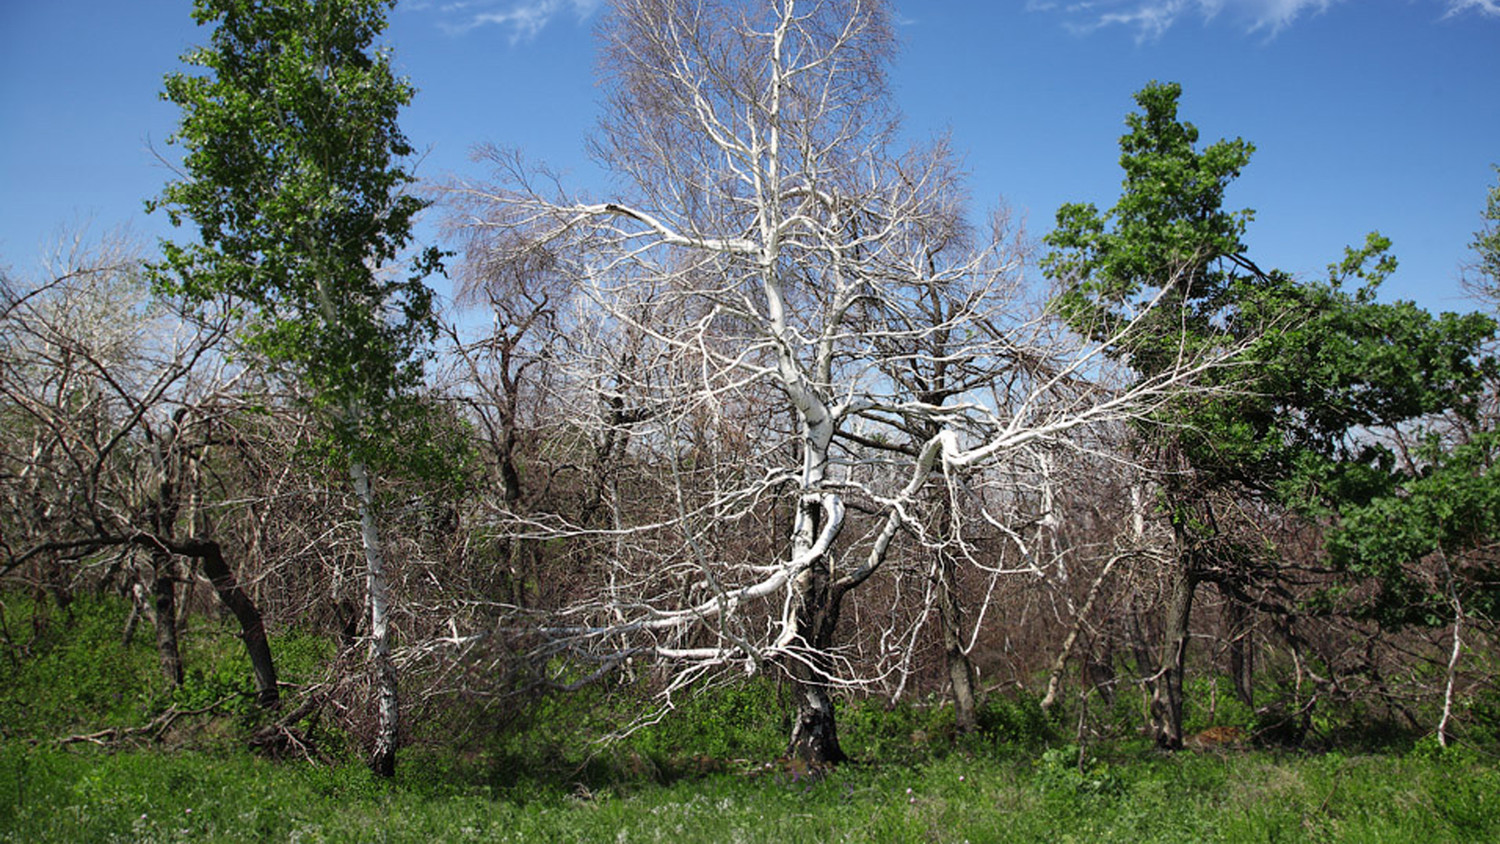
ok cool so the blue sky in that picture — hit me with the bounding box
[2,0,1497,312]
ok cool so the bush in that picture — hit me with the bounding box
[0,593,161,738]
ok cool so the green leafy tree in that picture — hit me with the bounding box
[1313,170,1500,744]
[1043,82,1496,748]
[150,0,441,776]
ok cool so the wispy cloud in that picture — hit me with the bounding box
[1030,0,1499,39]
[425,0,602,43]
[1443,0,1500,16]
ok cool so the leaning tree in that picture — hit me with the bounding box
[0,234,281,707]
[1043,82,1497,748]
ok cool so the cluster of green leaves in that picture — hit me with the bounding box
[1042,80,1498,628]
[149,0,443,461]
[0,596,161,738]
[1042,80,1256,374]
[1470,165,1500,299]
[1320,431,1500,626]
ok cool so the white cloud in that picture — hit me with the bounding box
[429,0,602,43]
[1035,0,1499,39]
[1444,0,1500,16]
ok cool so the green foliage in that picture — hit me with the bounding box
[0,595,161,739]
[1034,744,1122,799]
[1045,81,1498,632]
[8,741,1500,842]
[1042,80,1256,373]
[1324,430,1500,626]
[1179,674,1255,735]
[976,693,1054,749]
[149,0,443,461]
[0,593,336,745]
[629,680,785,764]
[5,607,1500,841]
[1471,165,1500,299]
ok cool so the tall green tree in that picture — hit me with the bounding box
[150,0,441,777]
[1043,82,1496,748]
[1042,81,1264,748]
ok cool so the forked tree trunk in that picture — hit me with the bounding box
[352,459,398,777]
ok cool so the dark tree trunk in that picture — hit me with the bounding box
[783,498,848,765]
[178,538,279,708]
[787,677,845,764]
[1151,556,1196,750]
[1224,594,1253,707]
[937,543,979,733]
[929,495,979,733]
[151,550,185,687]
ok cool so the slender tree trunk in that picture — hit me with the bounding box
[151,550,184,687]
[351,459,398,777]
[1042,552,1122,714]
[1438,550,1464,749]
[177,538,279,708]
[122,580,148,647]
[1151,556,1196,750]
[935,502,979,733]
[1224,593,1253,708]
[938,557,979,734]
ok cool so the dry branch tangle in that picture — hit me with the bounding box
[441,0,1243,760]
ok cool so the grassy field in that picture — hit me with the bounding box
[4,741,1499,842]
[3,595,1498,842]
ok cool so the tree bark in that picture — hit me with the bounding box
[176,538,279,708]
[936,541,979,733]
[784,582,848,762]
[1224,592,1253,708]
[783,490,848,765]
[150,550,184,687]
[352,459,398,778]
[1150,556,1196,750]
[787,676,845,764]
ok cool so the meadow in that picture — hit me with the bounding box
[3,594,1498,842]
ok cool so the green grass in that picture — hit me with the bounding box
[4,593,1499,842]
[4,742,1500,842]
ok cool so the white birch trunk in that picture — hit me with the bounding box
[351,458,398,776]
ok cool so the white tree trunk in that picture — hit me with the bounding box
[351,459,398,776]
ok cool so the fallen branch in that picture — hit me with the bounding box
[57,693,239,748]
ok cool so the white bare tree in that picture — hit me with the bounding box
[444,0,1236,762]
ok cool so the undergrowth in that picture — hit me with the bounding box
[4,592,1499,842]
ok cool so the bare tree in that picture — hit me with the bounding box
[443,0,1234,763]
[0,233,278,707]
